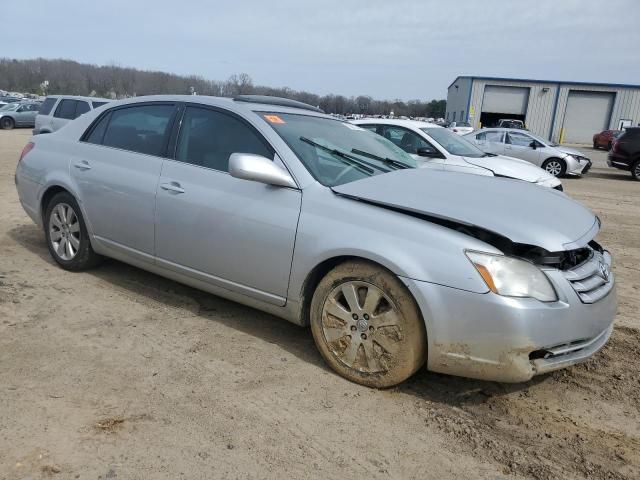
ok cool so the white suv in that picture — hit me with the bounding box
[34,95,110,135]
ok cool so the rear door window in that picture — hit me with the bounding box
[39,97,57,116]
[75,101,90,118]
[53,99,78,119]
[102,104,176,157]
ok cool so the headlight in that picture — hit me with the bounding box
[465,251,558,302]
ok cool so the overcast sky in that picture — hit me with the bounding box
[5,0,640,100]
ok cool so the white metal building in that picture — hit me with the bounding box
[446,76,640,144]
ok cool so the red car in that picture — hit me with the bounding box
[593,129,621,150]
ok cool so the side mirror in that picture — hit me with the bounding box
[417,147,441,158]
[229,153,297,188]
[529,141,537,149]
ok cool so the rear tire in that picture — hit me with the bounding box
[310,260,427,388]
[44,192,102,271]
[593,141,598,150]
[1,117,15,130]
[542,158,566,177]
[632,160,640,181]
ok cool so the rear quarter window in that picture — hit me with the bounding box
[92,101,107,109]
[39,97,57,116]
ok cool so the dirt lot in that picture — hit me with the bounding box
[1,128,639,480]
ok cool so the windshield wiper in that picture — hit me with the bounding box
[300,137,386,174]
[350,148,411,169]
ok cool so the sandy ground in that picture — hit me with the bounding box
[0,128,638,480]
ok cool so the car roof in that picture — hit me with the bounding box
[352,118,442,129]
[45,95,112,102]
[94,94,332,118]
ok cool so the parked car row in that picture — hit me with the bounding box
[352,119,562,189]
[15,94,616,388]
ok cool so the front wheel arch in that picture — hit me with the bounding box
[542,157,566,177]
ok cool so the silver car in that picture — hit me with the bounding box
[34,95,110,135]
[15,95,616,387]
[0,101,41,129]
[466,128,592,177]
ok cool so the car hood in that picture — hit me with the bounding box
[556,146,582,157]
[332,169,597,252]
[462,155,557,184]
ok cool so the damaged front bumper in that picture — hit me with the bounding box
[400,257,616,383]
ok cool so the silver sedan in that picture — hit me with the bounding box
[15,95,616,387]
[465,128,592,177]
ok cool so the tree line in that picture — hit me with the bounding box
[0,58,446,117]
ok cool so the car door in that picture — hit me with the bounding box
[72,102,178,260]
[474,130,506,155]
[21,103,39,126]
[154,105,302,306]
[504,131,542,165]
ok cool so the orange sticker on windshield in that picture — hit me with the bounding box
[264,114,286,124]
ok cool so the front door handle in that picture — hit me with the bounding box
[160,182,185,194]
[73,160,92,171]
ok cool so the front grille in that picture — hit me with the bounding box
[563,250,614,303]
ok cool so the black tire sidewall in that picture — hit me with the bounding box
[1,117,14,130]
[632,160,640,181]
[309,260,427,388]
[44,192,100,271]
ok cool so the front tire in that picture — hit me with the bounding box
[44,192,102,271]
[632,160,640,181]
[542,158,566,177]
[310,260,427,388]
[593,141,598,150]
[1,117,15,130]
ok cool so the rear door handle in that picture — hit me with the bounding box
[73,160,92,170]
[160,182,185,194]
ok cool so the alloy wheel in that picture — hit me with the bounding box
[49,203,81,261]
[321,281,402,374]
[545,160,563,176]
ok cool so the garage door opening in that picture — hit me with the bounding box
[480,85,530,128]
[479,112,526,128]
[561,91,615,144]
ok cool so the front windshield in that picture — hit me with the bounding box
[262,113,416,186]
[0,103,19,111]
[422,127,486,158]
[524,131,555,146]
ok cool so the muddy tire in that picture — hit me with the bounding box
[310,260,427,388]
[44,192,102,271]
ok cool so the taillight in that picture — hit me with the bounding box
[612,140,622,153]
[19,142,34,162]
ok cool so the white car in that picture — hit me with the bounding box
[352,119,563,190]
[448,121,474,135]
[465,128,592,177]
